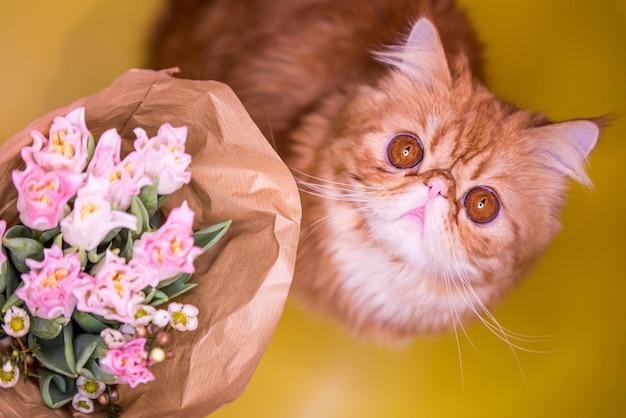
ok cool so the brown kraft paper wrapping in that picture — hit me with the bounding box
[0,68,302,417]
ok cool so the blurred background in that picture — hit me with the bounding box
[1,1,624,417]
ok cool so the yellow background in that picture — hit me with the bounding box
[1,1,625,417]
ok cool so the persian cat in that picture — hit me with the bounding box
[149,0,600,342]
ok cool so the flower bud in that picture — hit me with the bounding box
[150,347,166,363]
[156,331,171,347]
[135,325,147,338]
[97,393,110,405]
[108,389,120,403]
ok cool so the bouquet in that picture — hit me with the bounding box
[0,69,301,417]
[0,105,232,415]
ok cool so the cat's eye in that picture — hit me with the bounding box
[463,186,501,224]
[386,133,424,169]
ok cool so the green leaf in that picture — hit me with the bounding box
[1,286,24,313]
[53,232,64,248]
[146,289,170,307]
[74,333,102,373]
[156,272,189,289]
[139,179,159,218]
[30,316,64,339]
[4,261,21,300]
[72,311,110,334]
[193,219,232,252]
[83,357,117,385]
[130,195,149,237]
[156,194,169,210]
[0,249,8,294]
[4,225,32,239]
[39,370,77,409]
[86,246,107,265]
[158,275,197,302]
[142,286,157,304]
[99,227,122,247]
[86,132,95,163]
[31,324,77,378]
[119,231,134,262]
[37,226,61,245]
[2,236,44,273]
[78,365,96,381]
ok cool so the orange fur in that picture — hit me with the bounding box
[149,0,600,342]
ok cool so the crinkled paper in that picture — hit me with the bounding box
[0,68,301,417]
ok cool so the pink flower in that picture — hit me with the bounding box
[87,129,152,210]
[12,161,84,230]
[60,175,137,250]
[99,338,155,388]
[73,251,157,323]
[15,245,86,320]
[133,124,191,195]
[132,201,203,281]
[21,107,90,172]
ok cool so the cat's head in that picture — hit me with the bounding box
[308,18,599,336]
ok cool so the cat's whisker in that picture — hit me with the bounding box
[295,177,374,199]
[290,167,383,191]
[457,271,555,347]
[453,279,529,350]
[452,270,554,358]
[442,263,530,387]
[446,253,493,365]
[297,186,374,203]
[444,267,466,390]
[300,205,382,240]
[453,246,556,344]
[296,182,379,203]
[265,113,278,152]
[446,250,519,343]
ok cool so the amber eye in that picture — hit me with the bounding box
[463,187,501,224]
[386,133,424,169]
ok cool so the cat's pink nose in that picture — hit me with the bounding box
[427,177,448,199]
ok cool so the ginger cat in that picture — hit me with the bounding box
[149,0,600,342]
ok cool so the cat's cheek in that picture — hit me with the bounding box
[456,217,516,277]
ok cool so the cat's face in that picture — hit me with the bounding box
[302,19,599,337]
[329,76,562,291]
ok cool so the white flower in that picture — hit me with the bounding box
[60,175,137,251]
[132,304,156,326]
[168,302,199,331]
[100,328,126,349]
[72,393,95,414]
[2,306,30,338]
[152,309,171,328]
[76,376,106,399]
[0,361,19,388]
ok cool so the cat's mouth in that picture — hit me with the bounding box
[401,207,425,228]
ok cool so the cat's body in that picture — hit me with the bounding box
[150,0,599,342]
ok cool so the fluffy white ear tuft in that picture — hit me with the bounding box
[374,18,451,87]
[534,119,599,186]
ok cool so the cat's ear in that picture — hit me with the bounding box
[532,119,599,186]
[374,18,451,87]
